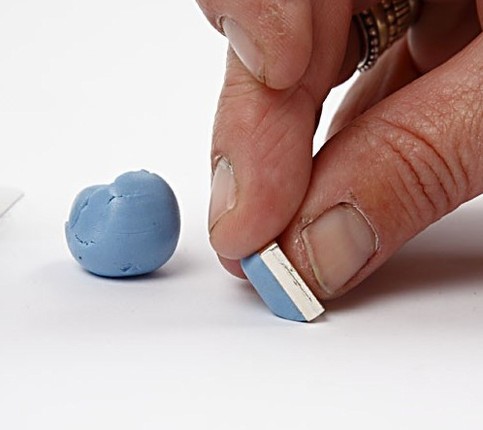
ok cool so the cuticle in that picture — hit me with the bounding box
[348,202,380,252]
[345,193,380,252]
[217,15,226,35]
[212,154,234,175]
[209,155,237,233]
[298,202,379,296]
[303,202,380,251]
[298,222,330,295]
[211,154,223,181]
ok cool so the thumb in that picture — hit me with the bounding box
[196,0,314,90]
[278,34,483,299]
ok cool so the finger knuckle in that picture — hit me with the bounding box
[414,58,483,200]
[360,112,466,228]
[444,72,483,197]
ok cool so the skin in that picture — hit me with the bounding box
[197,0,483,299]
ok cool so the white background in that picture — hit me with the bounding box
[1,1,482,429]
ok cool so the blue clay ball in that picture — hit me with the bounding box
[65,170,180,277]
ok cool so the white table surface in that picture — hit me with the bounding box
[1,1,482,429]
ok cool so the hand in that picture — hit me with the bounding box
[197,0,482,299]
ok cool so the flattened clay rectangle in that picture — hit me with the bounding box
[241,242,325,322]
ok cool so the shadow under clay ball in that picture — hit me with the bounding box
[65,170,180,277]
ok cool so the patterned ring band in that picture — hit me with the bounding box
[356,0,422,72]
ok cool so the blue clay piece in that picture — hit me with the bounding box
[241,254,306,322]
[65,170,180,277]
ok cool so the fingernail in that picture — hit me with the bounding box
[301,204,377,296]
[221,18,265,81]
[209,157,237,231]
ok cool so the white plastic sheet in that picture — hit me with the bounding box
[0,188,23,218]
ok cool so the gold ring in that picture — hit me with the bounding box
[356,0,422,72]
